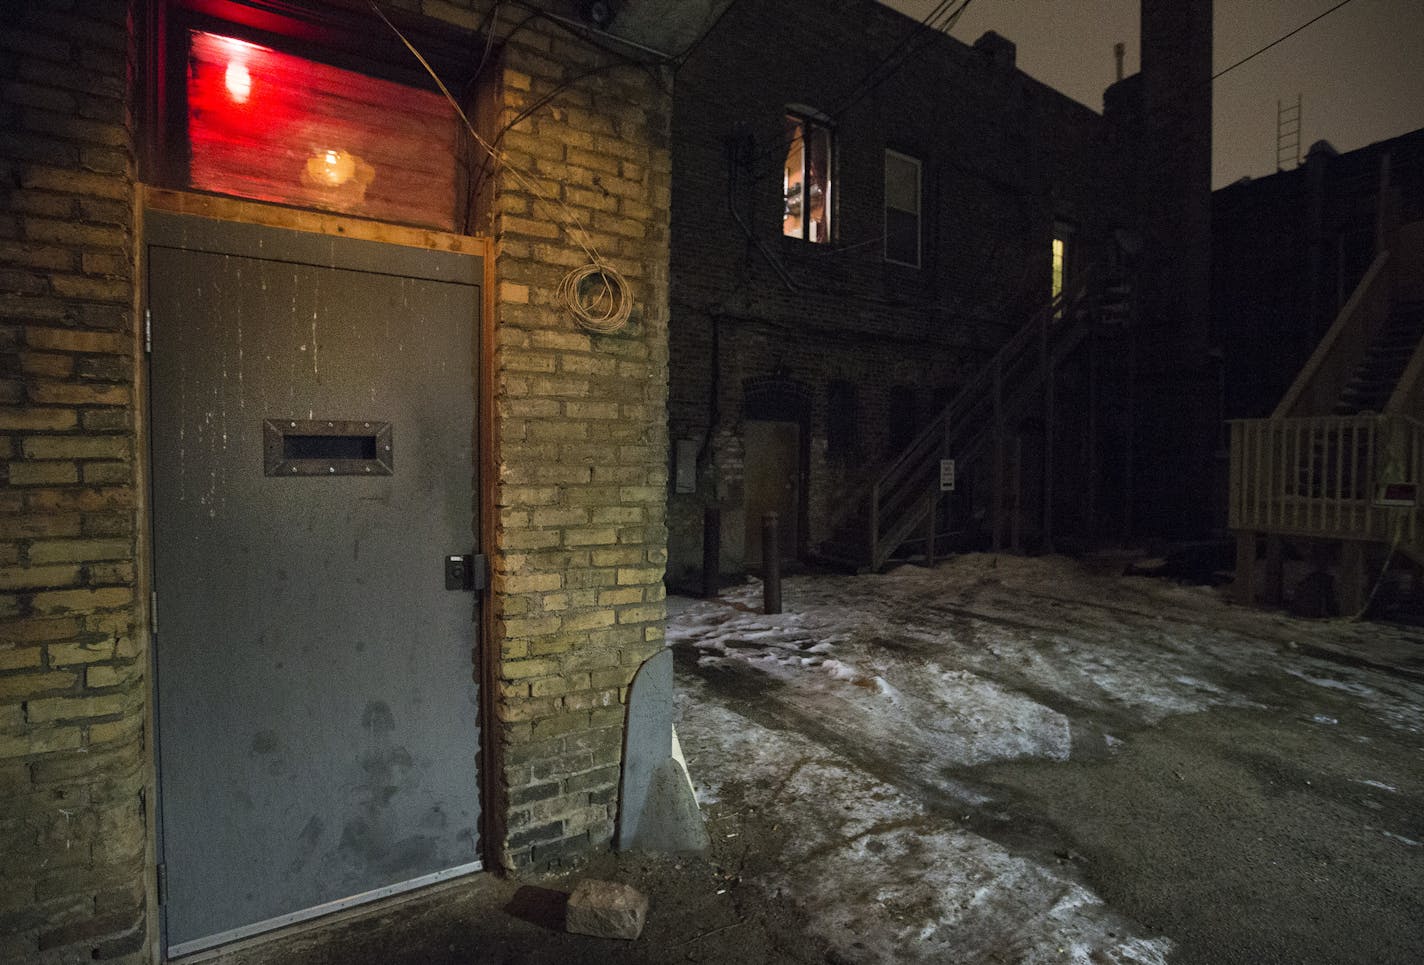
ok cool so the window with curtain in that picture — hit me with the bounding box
[783,112,832,243]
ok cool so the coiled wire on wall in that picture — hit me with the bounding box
[370,0,636,335]
[558,262,634,334]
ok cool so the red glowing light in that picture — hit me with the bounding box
[186,30,457,229]
[225,61,252,102]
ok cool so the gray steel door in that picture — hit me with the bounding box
[147,212,482,956]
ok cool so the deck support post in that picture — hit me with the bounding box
[1339,540,1368,616]
[1234,531,1257,605]
[1264,535,1284,606]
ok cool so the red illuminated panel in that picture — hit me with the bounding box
[186,31,458,230]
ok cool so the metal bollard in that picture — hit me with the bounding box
[702,507,721,598]
[762,511,781,615]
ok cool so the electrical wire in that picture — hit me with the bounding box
[1213,0,1361,82]
[503,0,674,67]
[832,0,973,123]
[558,263,634,334]
[743,0,976,177]
[368,0,635,334]
[672,0,744,72]
[1349,515,1403,621]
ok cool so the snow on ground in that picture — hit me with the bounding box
[667,553,1424,963]
[679,691,1170,965]
[671,554,1423,757]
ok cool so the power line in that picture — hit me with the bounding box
[673,0,743,70]
[831,0,967,122]
[1212,0,1361,82]
[743,0,977,175]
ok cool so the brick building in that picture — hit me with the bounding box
[1219,128,1424,614]
[1215,127,1424,420]
[666,0,1215,586]
[2,0,674,960]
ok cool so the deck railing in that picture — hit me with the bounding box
[1229,414,1423,554]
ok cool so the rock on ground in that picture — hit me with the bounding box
[565,880,649,941]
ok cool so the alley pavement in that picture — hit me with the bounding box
[211,555,1424,965]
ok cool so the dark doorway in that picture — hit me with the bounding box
[744,419,801,566]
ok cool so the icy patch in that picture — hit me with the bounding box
[1287,670,1377,697]
[1286,668,1424,735]
[679,692,1172,965]
[1356,779,1398,793]
[1380,830,1421,847]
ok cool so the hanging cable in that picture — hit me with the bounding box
[744,0,976,177]
[1213,0,1361,82]
[368,0,636,333]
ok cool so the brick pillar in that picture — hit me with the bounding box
[1,1,149,961]
[421,0,673,871]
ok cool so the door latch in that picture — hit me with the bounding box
[444,553,487,591]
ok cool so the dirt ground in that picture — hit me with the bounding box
[210,556,1424,965]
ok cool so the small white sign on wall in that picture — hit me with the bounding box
[939,459,956,492]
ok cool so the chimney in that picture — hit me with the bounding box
[1132,0,1215,538]
[973,31,1016,70]
[1114,42,1126,82]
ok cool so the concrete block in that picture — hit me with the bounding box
[565,879,648,941]
[616,649,708,853]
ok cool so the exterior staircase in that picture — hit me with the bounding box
[1336,300,1424,414]
[1230,220,1424,614]
[819,265,1133,571]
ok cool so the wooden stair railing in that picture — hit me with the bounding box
[865,266,1110,570]
[1275,250,1393,419]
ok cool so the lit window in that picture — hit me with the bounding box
[1051,221,1074,303]
[783,113,832,243]
[884,150,921,267]
[183,31,459,230]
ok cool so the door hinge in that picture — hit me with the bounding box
[149,590,158,636]
[144,308,152,354]
[472,553,488,591]
[156,863,167,905]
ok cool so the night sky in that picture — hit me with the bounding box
[882,0,1424,187]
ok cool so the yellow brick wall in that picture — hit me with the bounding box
[428,0,673,870]
[0,1,147,960]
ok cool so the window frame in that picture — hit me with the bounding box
[782,109,834,245]
[883,148,923,268]
[142,0,480,219]
[1051,219,1076,306]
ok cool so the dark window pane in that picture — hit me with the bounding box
[887,385,918,453]
[827,381,858,459]
[886,209,919,266]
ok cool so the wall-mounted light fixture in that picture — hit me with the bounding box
[581,0,618,29]
[224,61,251,102]
[305,149,356,188]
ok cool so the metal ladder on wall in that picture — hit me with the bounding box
[1277,96,1302,172]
